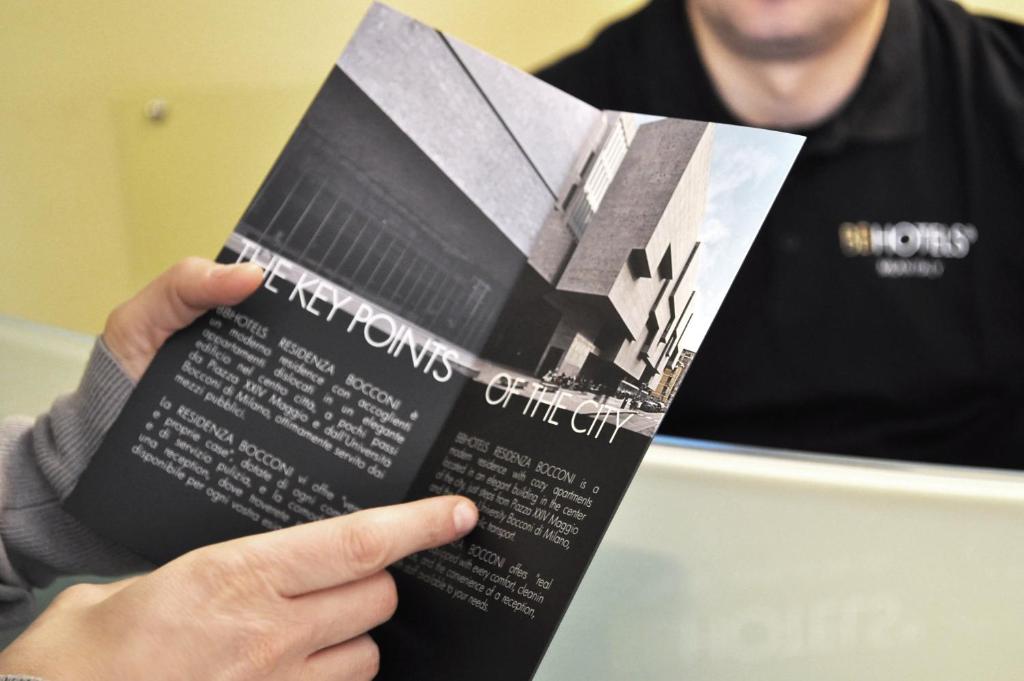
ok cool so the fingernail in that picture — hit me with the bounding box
[211,262,263,279]
[239,262,265,276]
[210,263,234,279]
[452,500,478,535]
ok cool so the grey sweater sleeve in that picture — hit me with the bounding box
[0,339,152,627]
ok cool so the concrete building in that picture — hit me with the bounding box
[653,349,696,403]
[238,3,610,354]
[526,119,713,394]
[234,3,713,394]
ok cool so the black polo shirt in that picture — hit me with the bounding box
[538,0,1024,468]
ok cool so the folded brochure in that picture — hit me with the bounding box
[65,4,802,680]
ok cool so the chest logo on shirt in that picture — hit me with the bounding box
[838,221,978,279]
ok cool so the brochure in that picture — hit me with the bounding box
[65,4,802,680]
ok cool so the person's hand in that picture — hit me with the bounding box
[0,495,479,681]
[103,257,264,381]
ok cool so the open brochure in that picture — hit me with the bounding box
[65,4,802,680]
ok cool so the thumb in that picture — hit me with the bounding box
[103,257,264,381]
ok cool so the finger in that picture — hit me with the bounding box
[103,257,263,380]
[165,259,264,319]
[304,634,380,681]
[248,495,477,597]
[289,571,397,653]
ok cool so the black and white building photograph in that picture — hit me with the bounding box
[229,3,802,437]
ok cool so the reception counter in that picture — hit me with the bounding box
[537,441,1024,680]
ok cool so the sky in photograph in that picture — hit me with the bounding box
[678,123,803,352]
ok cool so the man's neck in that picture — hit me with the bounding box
[686,0,890,129]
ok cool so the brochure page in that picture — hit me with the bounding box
[65,4,802,680]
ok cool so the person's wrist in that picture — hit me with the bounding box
[43,338,136,500]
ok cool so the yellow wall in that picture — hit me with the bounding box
[970,0,1024,21]
[2,0,1021,334]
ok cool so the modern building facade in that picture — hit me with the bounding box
[525,118,712,395]
[234,3,712,395]
[653,349,696,403]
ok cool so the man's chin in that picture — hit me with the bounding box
[688,0,885,62]
[724,32,832,61]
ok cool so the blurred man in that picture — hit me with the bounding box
[539,0,1024,467]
